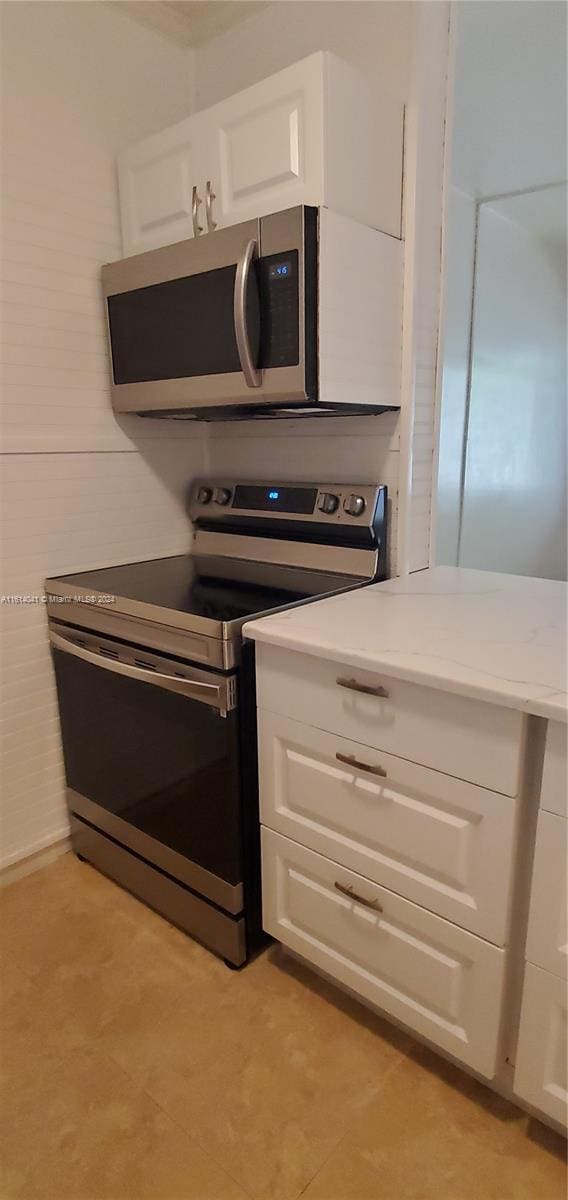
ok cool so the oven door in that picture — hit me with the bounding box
[49,622,243,915]
[102,207,311,414]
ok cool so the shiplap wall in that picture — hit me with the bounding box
[0,2,205,869]
[208,414,400,576]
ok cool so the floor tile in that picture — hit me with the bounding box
[102,955,406,1200]
[1,856,565,1200]
[337,1045,566,1200]
[0,1045,250,1200]
[302,1145,388,1199]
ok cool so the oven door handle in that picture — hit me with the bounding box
[234,238,262,389]
[48,630,232,715]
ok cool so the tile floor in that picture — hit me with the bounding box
[0,854,565,1200]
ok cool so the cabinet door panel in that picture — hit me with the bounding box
[203,56,324,229]
[259,711,516,944]
[526,811,567,979]
[514,963,567,1128]
[118,118,200,256]
[262,827,505,1079]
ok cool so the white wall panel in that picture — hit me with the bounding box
[459,196,567,580]
[0,2,204,869]
[208,413,399,573]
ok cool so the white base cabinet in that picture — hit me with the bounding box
[512,720,568,1130]
[514,963,567,1128]
[255,645,567,1126]
[117,52,404,257]
[258,710,517,943]
[262,827,506,1079]
[525,810,567,981]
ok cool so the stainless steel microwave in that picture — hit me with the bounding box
[102,205,402,420]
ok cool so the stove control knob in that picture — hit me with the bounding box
[318,492,339,515]
[344,494,366,517]
[214,487,232,506]
[196,486,212,505]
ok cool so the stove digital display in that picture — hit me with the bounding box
[232,485,317,515]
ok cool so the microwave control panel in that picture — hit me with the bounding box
[258,250,300,368]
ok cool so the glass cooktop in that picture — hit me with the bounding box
[55,555,310,625]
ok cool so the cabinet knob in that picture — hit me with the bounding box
[192,185,203,237]
[205,180,217,233]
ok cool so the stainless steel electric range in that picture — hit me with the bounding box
[45,479,387,966]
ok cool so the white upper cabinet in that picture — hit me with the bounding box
[118,118,205,257]
[117,52,404,257]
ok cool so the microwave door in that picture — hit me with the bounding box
[104,219,264,414]
[103,208,310,414]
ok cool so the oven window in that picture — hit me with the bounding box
[108,263,260,384]
[52,649,243,886]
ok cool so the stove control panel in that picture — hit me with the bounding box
[190,480,386,529]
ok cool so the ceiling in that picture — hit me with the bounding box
[112,1,269,48]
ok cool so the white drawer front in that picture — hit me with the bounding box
[540,722,567,817]
[256,644,523,796]
[261,827,506,1079]
[514,963,567,1128]
[526,811,567,979]
[258,712,516,945]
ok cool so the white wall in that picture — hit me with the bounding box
[459,196,567,579]
[194,0,447,577]
[194,1,411,107]
[0,1,206,869]
[450,0,567,199]
[435,186,476,564]
[434,0,567,578]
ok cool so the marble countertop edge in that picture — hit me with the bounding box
[243,567,568,722]
[244,618,567,720]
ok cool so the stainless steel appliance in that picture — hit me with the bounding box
[46,479,387,965]
[102,206,398,420]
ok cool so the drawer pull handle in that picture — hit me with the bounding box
[334,881,383,913]
[336,676,389,698]
[336,752,387,778]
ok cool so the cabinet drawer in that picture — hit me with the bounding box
[514,963,567,1128]
[256,645,524,795]
[261,827,506,1079]
[540,722,567,817]
[259,711,516,944]
[526,811,567,979]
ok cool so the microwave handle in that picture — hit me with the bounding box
[234,238,262,388]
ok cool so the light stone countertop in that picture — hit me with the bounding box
[244,566,568,721]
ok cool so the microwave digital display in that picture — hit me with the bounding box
[268,261,293,279]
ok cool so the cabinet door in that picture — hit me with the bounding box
[201,54,325,231]
[261,827,506,1079]
[540,722,568,818]
[258,711,516,944]
[514,963,567,1128]
[526,811,567,979]
[118,117,202,256]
